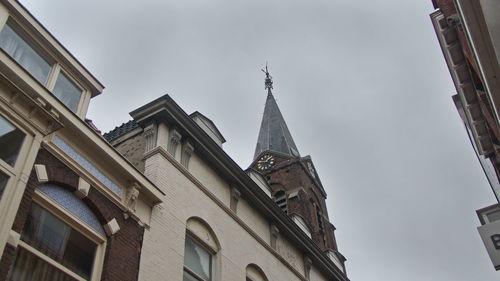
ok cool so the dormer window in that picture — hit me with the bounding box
[0,20,86,114]
[0,22,51,84]
[53,71,82,112]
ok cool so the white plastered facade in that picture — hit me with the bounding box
[138,121,333,281]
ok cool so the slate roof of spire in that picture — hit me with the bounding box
[254,92,300,160]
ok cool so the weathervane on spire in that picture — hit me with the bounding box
[261,62,273,94]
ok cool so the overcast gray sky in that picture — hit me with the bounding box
[20,0,499,280]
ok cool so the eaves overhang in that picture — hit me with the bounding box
[130,94,349,281]
[56,117,165,206]
[454,0,500,125]
[431,10,495,156]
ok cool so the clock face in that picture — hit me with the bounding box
[257,154,275,171]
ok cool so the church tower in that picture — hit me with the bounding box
[250,66,345,266]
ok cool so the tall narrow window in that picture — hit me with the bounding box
[183,218,219,281]
[0,22,51,84]
[0,115,25,166]
[0,115,26,202]
[0,171,8,200]
[183,236,212,281]
[52,72,82,112]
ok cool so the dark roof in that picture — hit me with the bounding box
[103,120,139,142]
[254,92,299,160]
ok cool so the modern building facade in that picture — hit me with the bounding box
[0,1,348,280]
[430,0,500,271]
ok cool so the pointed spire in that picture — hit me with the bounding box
[254,65,300,160]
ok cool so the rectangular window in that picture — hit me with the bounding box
[0,115,26,167]
[8,203,97,281]
[0,22,51,84]
[183,236,212,281]
[0,171,8,200]
[0,21,84,113]
[52,72,82,112]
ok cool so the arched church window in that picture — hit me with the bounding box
[183,217,220,281]
[7,184,106,281]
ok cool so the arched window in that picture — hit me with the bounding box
[7,184,106,281]
[183,217,219,281]
[246,264,268,281]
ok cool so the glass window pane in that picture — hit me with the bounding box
[0,23,51,84]
[52,72,81,112]
[184,237,211,281]
[0,116,25,166]
[7,246,78,281]
[183,271,200,281]
[0,171,8,200]
[21,203,97,280]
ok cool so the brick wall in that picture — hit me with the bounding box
[256,154,338,252]
[114,132,146,173]
[0,148,144,281]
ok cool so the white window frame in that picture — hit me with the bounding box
[0,110,34,232]
[11,188,107,281]
[0,19,91,117]
[183,233,215,281]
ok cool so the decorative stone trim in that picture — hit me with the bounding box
[125,182,141,214]
[181,141,195,168]
[167,128,182,157]
[6,230,20,248]
[74,177,91,198]
[270,223,279,249]
[143,124,157,152]
[34,164,48,183]
[230,186,241,213]
[103,218,120,236]
[304,255,312,280]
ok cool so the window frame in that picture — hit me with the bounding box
[183,232,215,281]
[0,19,55,84]
[0,110,33,219]
[0,19,90,116]
[11,188,107,281]
[50,67,86,114]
